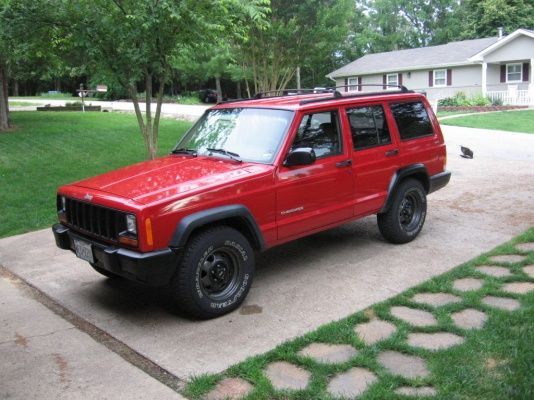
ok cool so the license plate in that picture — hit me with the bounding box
[73,238,94,263]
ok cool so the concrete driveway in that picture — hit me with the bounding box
[1,125,533,394]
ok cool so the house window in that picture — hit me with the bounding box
[387,73,398,89]
[506,63,522,82]
[348,77,359,91]
[433,69,446,87]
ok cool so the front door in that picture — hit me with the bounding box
[276,109,354,240]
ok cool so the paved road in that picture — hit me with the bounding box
[0,125,533,397]
[9,98,210,121]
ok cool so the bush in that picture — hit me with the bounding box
[491,97,503,106]
[438,92,490,107]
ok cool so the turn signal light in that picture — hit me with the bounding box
[145,218,154,248]
[118,235,138,247]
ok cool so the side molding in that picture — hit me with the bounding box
[380,164,430,213]
[169,205,266,251]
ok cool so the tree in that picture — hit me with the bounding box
[70,0,268,159]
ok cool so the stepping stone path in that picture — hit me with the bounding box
[524,265,534,278]
[482,296,521,311]
[502,282,534,294]
[377,351,429,379]
[489,254,526,264]
[407,332,464,350]
[515,242,534,252]
[327,367,377,398]
[395,386,437,397]
[264,361,310,391]
[298,343,357,364]
[453,277,484,292]
[451,308,487,329]
[476,265,512,278]
[390,306,437,327]
[412,292,461,307]
[354,319,396,345]
[204,378,253,400]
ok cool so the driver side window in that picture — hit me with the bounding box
[292,111,342,158]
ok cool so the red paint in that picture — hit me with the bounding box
[57,92,447,253]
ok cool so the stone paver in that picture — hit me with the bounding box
[354,319,397,345]
[524,265,534,278]
[475,265,512,278]
[395,386,437,397]
[298,343,357,364]
[482,296,521,311]
[412,292,461,307]
[453,277,484,292]
[451,308,487,329]
[390,306,437,327]
[377,351,429,379]
[515,242,534,252]
[502,281,534,294]
[489,254,526,264]
[327,367,377,398]
[264,361,310,391]
[407,332,464,350]
[204,378,253,400]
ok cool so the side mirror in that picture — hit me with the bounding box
[284,147,316,167]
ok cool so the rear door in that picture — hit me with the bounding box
[275,109,354,240]
[343,102,399,216]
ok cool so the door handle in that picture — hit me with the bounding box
[385,149,399,157]
[336,159,352,168]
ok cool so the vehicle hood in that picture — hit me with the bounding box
[73,155,269,204]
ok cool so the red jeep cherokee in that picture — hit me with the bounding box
[53,86,450,318]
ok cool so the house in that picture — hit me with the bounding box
[327,29,534,106]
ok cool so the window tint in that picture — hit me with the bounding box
[347,105,391,150]
[390,101,434,140]
[292,111,342,158]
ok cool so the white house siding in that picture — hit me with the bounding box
[483,35,534,63]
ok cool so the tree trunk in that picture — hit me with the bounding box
[0,59,10,131]
[236,81,242,99]
[144,72,155,159]
[13,80,19,97]
[55,78,61,92]
[215,76,222,103]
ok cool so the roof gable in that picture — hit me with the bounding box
[468,29,534,61]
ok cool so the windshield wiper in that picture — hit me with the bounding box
[171,148,198,156]
[206,148,242,162]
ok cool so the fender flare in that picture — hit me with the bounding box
[169,205,266,251]
[380,164,430,214]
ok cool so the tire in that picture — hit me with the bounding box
[90,263,120,279]
[377,178,427,244]
[170,226,254,319]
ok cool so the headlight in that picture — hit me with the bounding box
[126,214,137,235]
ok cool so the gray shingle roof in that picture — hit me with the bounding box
[329,37,499,78]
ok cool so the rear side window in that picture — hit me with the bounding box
[390,101,434,140]
[347,105,391,150]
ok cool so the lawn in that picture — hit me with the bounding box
[186,228,534,400]
[8,101,40,107]
[440,110,534,133]
[436,110,470,118]
[0,112,192,238]
[12,93,80,100]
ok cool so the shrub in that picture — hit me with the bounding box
[438,92,491,107]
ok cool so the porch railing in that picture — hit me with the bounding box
[486,90,531,106]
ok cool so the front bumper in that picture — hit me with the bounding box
[52,224,179,286]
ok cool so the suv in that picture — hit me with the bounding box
[53,86,450,319]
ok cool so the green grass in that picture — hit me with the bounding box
[185,229,534,400]
[0,112,192,238]
[8,101,40,107]
[440,110,534,133]
[12,93,80,100]
[436,111,471,118]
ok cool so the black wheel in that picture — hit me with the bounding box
[377,178,427,244]
[90,263,120,279]
[170,226,254,319]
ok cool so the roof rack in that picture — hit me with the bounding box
[217,84,413,105]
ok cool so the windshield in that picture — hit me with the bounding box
[175,108,294,164]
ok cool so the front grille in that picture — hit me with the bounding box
[63,197,127,243]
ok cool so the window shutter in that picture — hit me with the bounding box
[358,76,362,92]
[344,77,348,92]
[447,69,452,86]
[382,75,386,89]
[398,73,403,86]
[500,65,506,82]
[428,71,433,87]
[523,63,529,82]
